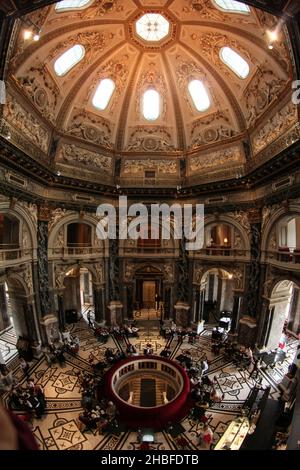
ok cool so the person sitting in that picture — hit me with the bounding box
[105,401,117,421]
[126,344,137,356]
[144,344,153,355]
[210,388,224,404]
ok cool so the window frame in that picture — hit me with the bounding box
[54,44,85,77]
[188,79,211,113]
[55,0,93,12]
[213,0,250,14]
[142,88,161,121]
[220,46,250,79]
[92,78,116,111]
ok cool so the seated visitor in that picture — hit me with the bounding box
[105,401,117,420]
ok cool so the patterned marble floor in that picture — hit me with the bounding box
[0,325,18,363]
[1,319,297,451]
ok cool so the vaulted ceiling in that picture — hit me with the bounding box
[0,0,299,190]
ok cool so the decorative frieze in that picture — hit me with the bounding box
[190,146,243,173]
[123,159,178,175]
[252,102,298,155]
[57,144,113,174]
[2,95,49,153]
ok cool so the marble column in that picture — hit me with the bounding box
[245,209,263,318]
[94,286,104,323]
[231,294,242,333]
[57,290,65,331]
[216,276,223,314]
[37,206,52,317]
[288,287,300,334]
[256,298,272,349]
[0,283,10,330]
[208,274,215,302]
[192,287,199,323]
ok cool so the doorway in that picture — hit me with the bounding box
[63,267,94,323]
[143,281,156,309]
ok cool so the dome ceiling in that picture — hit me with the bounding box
[2,0,299,188]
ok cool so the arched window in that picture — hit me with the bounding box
[55,0,92,11]
[143,89,160,121]
[220,47,250,79]
[54,45,85,76]
[188,80,210,112]
[67,223,91,247]
[213,0,250,13]
[92,78,115,111]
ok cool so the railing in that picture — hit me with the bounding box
[197,247,248,257]
[123,246,176,255]
[267,249,300,264]
[51,246,102,257]
[0,248,32,262]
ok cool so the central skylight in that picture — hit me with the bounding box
[136,13,170,42]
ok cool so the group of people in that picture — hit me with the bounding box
[8,380,46,419]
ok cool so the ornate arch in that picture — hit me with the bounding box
[0,201,37,251]
[204,214,251,252]
[261,204,300,252]
[48,212,107,252]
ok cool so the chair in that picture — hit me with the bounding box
[278,247,292,262]
[293,249,300,263]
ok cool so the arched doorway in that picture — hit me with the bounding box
[63,266,95,324]
[265,280,300,351]
[0,277,34,364]
[134,266,163,320]
[201,268,234,322]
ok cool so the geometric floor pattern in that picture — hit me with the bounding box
[0,325,18,364]
[0,318,297,451]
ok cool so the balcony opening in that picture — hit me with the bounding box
[67,223,92,248]
[0,214,20,250]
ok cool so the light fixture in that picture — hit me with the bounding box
[224,237,228,244]
[228,274,233,280]
[21,17,41,42]
[268,30,278,42]
[56,170,61,176]
[268,44,274,50]
[23,30,32,40]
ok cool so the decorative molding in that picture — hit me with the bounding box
[57,143,113,174]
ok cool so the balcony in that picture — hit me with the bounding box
[50,244,102,259]
[195,246,249,260]
[266,248,300,270]
[0,247,33,266]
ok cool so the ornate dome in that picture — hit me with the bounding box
[3,0,298,189]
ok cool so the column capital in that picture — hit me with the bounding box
[247,208,262,225]
[38,205,52,222]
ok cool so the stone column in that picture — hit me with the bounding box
[208,274,215,302]
[24,301,42,358]
[237,316,258,347]
[288,287,300,334]
[231,294,242,333]
[174,301,190,328]
[216,276,223,315]
[56,289,65,332]
[107,301,123,326]
[245,209,263,318]
[37,206,52,317]
[37,205,58,344]
[192,287,199,323]
[0,283,10,330]
[257,297,271,349]
[94,285,104,324]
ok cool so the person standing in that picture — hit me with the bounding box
[198,423,214,450]
[87,310,93,328]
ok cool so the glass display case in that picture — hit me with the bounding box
[214,417,250,450]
